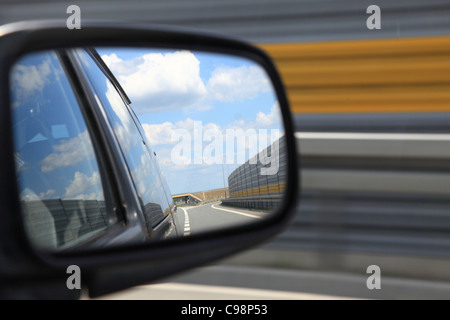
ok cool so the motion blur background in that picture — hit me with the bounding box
[2,0,450,299]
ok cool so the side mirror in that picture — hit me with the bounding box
[0,21,298,298]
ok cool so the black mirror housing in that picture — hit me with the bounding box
[0,20,298,298]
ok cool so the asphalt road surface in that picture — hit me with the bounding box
[175,202,270,237]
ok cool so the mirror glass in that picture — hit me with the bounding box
[9,46,287,251]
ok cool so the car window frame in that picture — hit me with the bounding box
[9,48,141,252]
[57,48,153,248]
[69,48,179,235]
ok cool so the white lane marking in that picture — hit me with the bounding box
[115,283,357,300]
[180,207,191,236]
[211,204,262,219]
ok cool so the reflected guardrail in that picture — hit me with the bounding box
[221,194,284,210]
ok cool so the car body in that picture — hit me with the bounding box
[11,47,181,251]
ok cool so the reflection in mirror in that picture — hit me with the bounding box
[10,47,287,251]
[10,50,122,251]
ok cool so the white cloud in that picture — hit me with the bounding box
[146,108,283,175]
[255,101,282,128]
[142,122,177,147]
[39,189,57,200]
[102,51,208,113]
[142,118,220,147]
[63,171,103,200]
[41,131,94,173]
[11,58,51,107]
[101,50,275,116]
[142,102,282,167]
[20,188,41,201]
[207,65,272,102]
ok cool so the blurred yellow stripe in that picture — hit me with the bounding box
[230,183,285,198]
[259,36,450,113]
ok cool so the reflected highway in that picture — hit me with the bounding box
[175,202,269,237]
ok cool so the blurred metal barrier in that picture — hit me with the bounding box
[2,0,450,44]
[260,36,450,114]
[263,132,450,258]
[222,194,283,210]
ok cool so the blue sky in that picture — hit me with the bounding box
[99,48,283,195]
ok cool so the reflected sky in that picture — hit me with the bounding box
[10,50,117,250]
[98,48,285,195]
[11,51,105,202]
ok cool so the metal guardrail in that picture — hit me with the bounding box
[263,133,450,259]
[221,194,283,210]
[3,0,450,44]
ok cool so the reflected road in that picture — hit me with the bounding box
[176,202,269,237]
